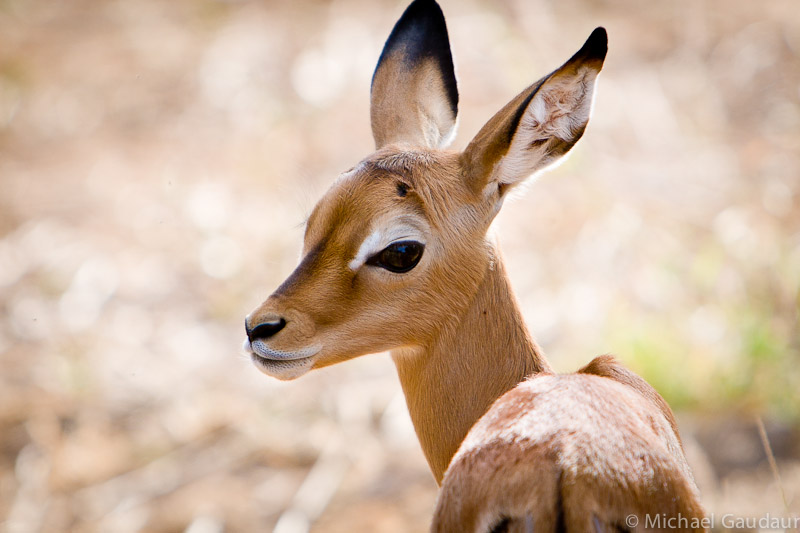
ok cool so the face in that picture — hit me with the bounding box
[243,147,493,380]
[242,2,605,381]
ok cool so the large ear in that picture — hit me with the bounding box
[462,27,607,197]
[370,0,459,150]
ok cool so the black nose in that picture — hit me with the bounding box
[246,318,287,342]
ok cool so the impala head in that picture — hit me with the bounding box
[244,0,607,380]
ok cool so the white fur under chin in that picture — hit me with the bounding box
[251,352,315,381]
[250,340,321,361]
[243,338,320,380]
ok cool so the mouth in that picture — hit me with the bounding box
[242,339,320,380]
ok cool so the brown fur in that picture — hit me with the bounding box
[578,354,684,449]
[433,373,705,532]
[245,6,705,532]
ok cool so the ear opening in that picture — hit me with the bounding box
[370,0,459,150]
[462,27,607,197]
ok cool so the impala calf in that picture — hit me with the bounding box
[244,0,705,530]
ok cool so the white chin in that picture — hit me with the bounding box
[242,338,254,354]
[242,338,320,380]
[250,352,314,380]
[250,339,321,361]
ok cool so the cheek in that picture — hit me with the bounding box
[371,274,445,336]
[334,276,415,329]
[308,263,443,350]
[299,270,378,331]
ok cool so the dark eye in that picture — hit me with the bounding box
[366,240,424,273]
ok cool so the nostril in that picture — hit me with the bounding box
[247,318,287,342]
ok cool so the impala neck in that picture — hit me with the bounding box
[391,249,552,484]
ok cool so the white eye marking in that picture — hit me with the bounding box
[348,221,425,272]
[349,229,383,271]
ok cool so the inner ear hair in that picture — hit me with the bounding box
[492,58,602,189]
[511,68,596,170]
[461,27,607,196]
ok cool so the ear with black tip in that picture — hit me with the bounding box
[370,0,459,150]
[462,27,607,197]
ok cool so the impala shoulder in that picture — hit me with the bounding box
[577,353,682,444]
[459,370,679,457]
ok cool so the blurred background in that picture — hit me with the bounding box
[1,0,798,531]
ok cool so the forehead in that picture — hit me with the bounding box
[304,148,444,244]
